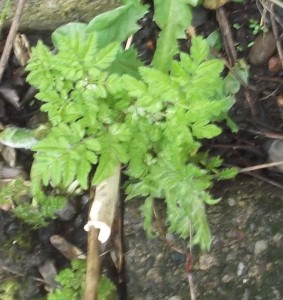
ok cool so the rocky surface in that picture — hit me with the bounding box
[124,177,283,299]
[2,0,119,30]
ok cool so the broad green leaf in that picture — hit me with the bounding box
[188,0,203,6]
[152,0,192,72]
[223,60,249,95]
[86,1,149,47]
[52,22,88,49]
[0,127,37,149]
[206,29,222,50]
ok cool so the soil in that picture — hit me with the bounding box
[125,177,283,299]
[1,0,283,299]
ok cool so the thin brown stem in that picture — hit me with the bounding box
[187,221,196,300]
[84,228,101,300]
[216,7,237,66]
[239,160,283,173]
[152,201,185,254]
[0,0,27,82]
[210,47,250,89]
[269,3,283,69]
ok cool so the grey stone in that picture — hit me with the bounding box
[254,240,268,256]
[3,0,119,31]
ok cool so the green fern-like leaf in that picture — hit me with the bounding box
[141,197,155,237]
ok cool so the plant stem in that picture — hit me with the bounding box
[0,0,26,82]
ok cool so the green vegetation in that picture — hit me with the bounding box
[249,19,267,35]
[24,0,239,251]
[0,280,20,300]
[47,260,115,300]
[0,0,10,36]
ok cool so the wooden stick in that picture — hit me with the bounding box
[0,0,27,82]
[216,7,237,66]
[239,160,283,173]
[84,228,101,300]
[187,221,196,300]
[269,3,283,69]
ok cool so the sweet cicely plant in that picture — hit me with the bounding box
[22,0,239,250]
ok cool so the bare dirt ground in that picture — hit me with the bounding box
[125,176,283,300]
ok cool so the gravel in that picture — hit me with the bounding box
[124,177,283,299]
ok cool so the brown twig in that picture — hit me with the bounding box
[84,228,101,300]
[0,0,27,82]
[239,160,283,173]
[187,221,196,300]
[245,88,260,119]
[241,127,283,140]
[216,7,237,66]
[152,201,185,254]
[210,47,250,89]
[269,3,283,69]
[243,170,283,189]
[254,75,283,83]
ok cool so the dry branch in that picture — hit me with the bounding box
[0,0,26,82]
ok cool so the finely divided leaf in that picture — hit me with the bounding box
[190,36,209,65]
[192,122,222,139]
[141,197,155,237]
[152,0,192,72]
[92,151,119,185]
[92,42,120,69]
[106,48,142,78]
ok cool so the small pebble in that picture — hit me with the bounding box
[228,197,236,206]
[249,265,260,277]
[55,202,77,221]
[170,252,186,264]
[167,296,182,300]
[248,32,276,65]
[226,252,237,261]
[254,240,268,256]
[199,253,217,270]
[237,262,245,276]
[268,56,282,72]
[203,0,230,10]
[273,233,283,246]
[267,140,283,172]
[241,288,250,300]
[146,268,162,284]
[221,273,234,283]
[166,232,176,243]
